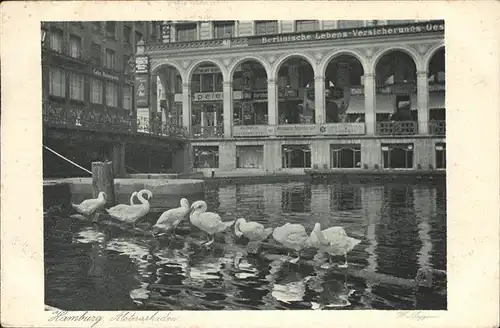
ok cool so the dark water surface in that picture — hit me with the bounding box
[44,180,446,310]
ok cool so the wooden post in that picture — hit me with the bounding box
[92,161,115,206]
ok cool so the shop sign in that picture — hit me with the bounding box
[193,92,224,102]
[194,67,221,74]
[92,68,119,81]
[320,123,366,135]
[248,21,444,46]
[135,56,149,74]
[233,125,269,137]
[274,124,319,136]
[135,75,149,107]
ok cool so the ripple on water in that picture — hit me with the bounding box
[45,181,446,310]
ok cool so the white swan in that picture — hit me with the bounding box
[306,222,361,268]
[71,192,107,221]
[106,189,153,228]
[272,223,309,263]
[189,200,235,247]
[105,191,138,213]
[152,198,190,235]
[234,218,273,242]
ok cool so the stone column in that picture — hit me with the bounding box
[314,76,325,124]
[223,80,233,138]
[181,83,191,135]
[267,79,278,125]
[417,70,429,134]
[364,74,376,135]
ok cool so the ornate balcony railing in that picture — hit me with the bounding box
[191,124,224,139]
[43,102,133,133]
[376,121,418,135]
[428,120,446,135]
[136,117,189,139]
[43,102,188,139]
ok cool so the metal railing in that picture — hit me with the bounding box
[428,120,446,135]
[191,124,224,139]
[376,121,418,135]
[43,102,188,139]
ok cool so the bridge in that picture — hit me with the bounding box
[43,101,190,178]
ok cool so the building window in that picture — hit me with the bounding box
[213,21,235,38]
[382,143,414,169]
[92,22,101,33]
[295,20,319,32]
[255,20,278,35]
[193,146,219,168]
[337,20,365,29]
[50,29,63,52]
[123,85,132,110]
[236,146,264,169]
[176,23,197,41]
[106,21,116,39]
[49,67,66,97]
[123,55,132,73]
[282,145,311,168]
[91,43,101,66]
[106,82,118,107]
[435,143,446,169]
[331,144,361,168]
[91,79,103,104]
[104,49,116,70]
[387,20,415,25]
[135,31,143,43]
[69,35,81,58]
[69,73,85,101]
[123,26,132,43]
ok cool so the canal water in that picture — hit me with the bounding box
[44,180,446,310]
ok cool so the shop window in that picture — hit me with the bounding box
[176,23,197,41]
[236,146,264,169]
[435,143,446,169]
[255,20,278,35]
[104,49,116,70]
[50,29,63,52]
[123,85,132,110]
[69,73,85,101]
[49,67,66,98]
[331,144,361,168]
[214,21,235,38]
[91,42,101,66]
[193,146,219,168]
[69,35,81,58]
[282,145,311,168]
[91,79,103,104]
[105,81,118,107]
[382,143,414,169]
[295,20,319,32]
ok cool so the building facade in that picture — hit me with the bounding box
[139,20,445,175]
[41,21,180,176]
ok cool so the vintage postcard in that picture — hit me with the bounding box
[1,1,499,328]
